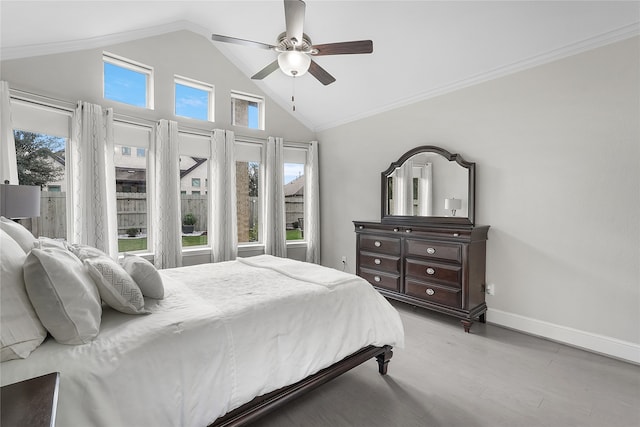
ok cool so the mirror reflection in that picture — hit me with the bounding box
[385,152,468,217]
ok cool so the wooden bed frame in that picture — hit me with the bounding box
[211,345,394,427]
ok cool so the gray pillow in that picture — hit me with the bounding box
[84,256,148,315]
[120,254,164,299]
[0,230,47,361]
[24,247,102,345]
[67,243,109,260]
[0,216,37,253]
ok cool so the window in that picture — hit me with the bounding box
[174,75,214,122]
[236,142,262,244]
[284,146,306,241]
[179,132,211,248]
[231,91,264,130]
[10,97,72,240]
[113,122,151,252]
[103,52,153,109]
[136,148,145,157]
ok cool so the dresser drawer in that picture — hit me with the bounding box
[359,268,400,292]
[405,239,462,263]
[359,252,400,273]
[359,235,401,255]
[405,258,462,287]
[405,279,462,308]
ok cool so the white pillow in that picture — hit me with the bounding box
[24,248,102,345]
[0,230,47,361]
[68,243,109,260]
[84,256,148,315]
[36,236,68,250]
[0,216,37,253]
[120,254,164,299]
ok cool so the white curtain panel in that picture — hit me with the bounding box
[68,101,118,258]
[418,163,433,216]
[0,81,18,185]
[210,129,237,262]
[264,137,286,257]
[152,120,182,269]
[305,141,320,264]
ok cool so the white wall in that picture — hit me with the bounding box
[318,37,640,362]
[0,30,315,142]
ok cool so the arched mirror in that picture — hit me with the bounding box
[381,146,475,226]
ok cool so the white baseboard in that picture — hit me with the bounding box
[487,308,640,365]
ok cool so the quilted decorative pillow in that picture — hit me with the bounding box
[84,256,148,315]
[23,247,102,345]
[68,243,109,260]
[36,236,68,250]
[120,254,164,299]
[0,216,37,253]
[0,230,47,361]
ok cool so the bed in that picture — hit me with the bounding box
[1,225,404,427]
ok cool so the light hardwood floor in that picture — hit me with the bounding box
[253,302,640,427]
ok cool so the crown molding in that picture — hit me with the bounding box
[313,22,640,132]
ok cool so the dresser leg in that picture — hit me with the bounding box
[461,320,473,333]
[479,313,486,323]
[375,345,393,375]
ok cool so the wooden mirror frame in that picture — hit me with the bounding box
[381,145,476,227]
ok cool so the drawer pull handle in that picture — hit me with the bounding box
[358,225,364,230]
[374,258,381,265]
[426,267,435,275]
[393,228,399,232]
[374,241,381,247]
[405,229,412,233]
[374,276,381,282]
[426,247,436,255]
[453,233,459,237]
[426,288,435,296]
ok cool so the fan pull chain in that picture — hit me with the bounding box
[292,76,296,112]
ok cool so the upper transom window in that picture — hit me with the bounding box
[175,75,214,122]
[231,91,264,130]
[103,52,154,109]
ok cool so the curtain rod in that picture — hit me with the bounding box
[9,88,75,113]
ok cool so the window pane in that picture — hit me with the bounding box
[284,163,304,241]
[13,130,67,239]
[175,83,209,121]
[231,92,263,130]
[104,62,147,107]
[115,145,148,252]
[136,148,145,157]
[180,156,208,247]
[236,161,259,243]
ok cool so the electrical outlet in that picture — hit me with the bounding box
[486,283,495,296]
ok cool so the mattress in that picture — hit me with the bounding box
[0,255,404,427]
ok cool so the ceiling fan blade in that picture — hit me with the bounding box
[312,40,373,56]
[251,60,280,80]
[211,34,275,50]
[284,0,305,46]
[308,60,336,86]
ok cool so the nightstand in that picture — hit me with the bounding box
[1,372,60,427]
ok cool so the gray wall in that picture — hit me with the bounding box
[317,37,640,359]
[0,30,315,142]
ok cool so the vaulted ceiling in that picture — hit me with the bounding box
[1,1,638,131]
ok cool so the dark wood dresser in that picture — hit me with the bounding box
[355,221,489,332]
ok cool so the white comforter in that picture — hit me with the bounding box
[0,255,404,427]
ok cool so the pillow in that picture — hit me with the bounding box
[36,236,68,250]
[68,243,108,260]
[24,248,102,345]
[84,256,148,315]
[0,216,37,253]
[0,230,47,361]
[120,254,164,299]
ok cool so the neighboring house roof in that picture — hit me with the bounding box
[180,157,207,179]
[284,175,304,197]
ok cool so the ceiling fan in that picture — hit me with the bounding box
[211,0,373,85]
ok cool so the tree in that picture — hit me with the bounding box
[13,130,64,187]
[248,161,259,197]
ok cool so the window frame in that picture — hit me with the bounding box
[231,91,265,130]
[174,75,215,122]
[103,52,154,109]
[283,144,308,243]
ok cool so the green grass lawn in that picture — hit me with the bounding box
[286,229,303,240]
[118,235,208,252]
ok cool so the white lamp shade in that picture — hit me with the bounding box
[278,51,311,77]
[444,198,462,210]
[0,184,41,218]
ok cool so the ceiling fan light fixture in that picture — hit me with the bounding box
[278,51,311,77]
